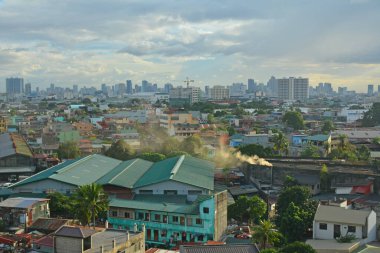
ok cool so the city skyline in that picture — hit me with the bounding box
[1,0,380,92]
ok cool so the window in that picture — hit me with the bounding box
[144,213,150,221]
[139,190,153,194]
[164,190,178,195]
[154,214,161,221]
[203,207,209,214]
[172,216,179,223]
[111,211,118,217]
[188,190,202,195]
[319,223,327,230]
[138,212,144,220]
[163,215,168,223]
[348,226,356,233]
[196,218,202,225]
[124,212,130,218]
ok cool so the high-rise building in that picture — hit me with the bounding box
[278,77,309,100]
[378,85,380,94]
[126,80,133,94]
[116,83,126,95]
[267,76,278,97]
[73,84,79,94]
[210,86,230,100]
[229,83,246,97]
[101,83,107,94]
[205,85,210,98]
[6,77,24,97]
[25,83,32,95]
[368,84,374,96]
[169,86,200,106]
[164,83,173,94]
[247,79,256,93]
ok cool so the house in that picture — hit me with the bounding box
[52,226,145,253]
[312,204,377,244]
[0,133,35,180]
[29,218,70,234]
[0,197,50,231]
[293,174,321,195]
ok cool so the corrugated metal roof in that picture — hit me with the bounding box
[29,218,70,232]
[54,226,96,238]
[134,155,214,190]
[0,133,33,158]
[314,205,372,226]
[96,159,153,188]
[0,197,48,209]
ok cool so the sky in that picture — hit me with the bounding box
[1,0,380,92]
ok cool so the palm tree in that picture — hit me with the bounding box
[252,220,281,249]
[74,183,109,227]
[337,134,348,150]
[273,132,289,156]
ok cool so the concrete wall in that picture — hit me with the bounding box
[13,179,76,194]
[314,221,362,240]
[54,237,83,253]
[364,210,377,244]
[134,181,208,201]
[213,191,228,241]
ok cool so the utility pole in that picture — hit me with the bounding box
[184,77,194,88]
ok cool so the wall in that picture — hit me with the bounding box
[13,179,76,194]
[314,221,362,240]
[364,211,377,244]
[213,191,228,241]
[54,236,83,253]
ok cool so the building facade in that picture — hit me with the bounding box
[278,77,309,101]
[210,86,230,100]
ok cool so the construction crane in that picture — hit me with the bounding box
[184,77,194,88]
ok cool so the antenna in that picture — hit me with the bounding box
[184,77,194,88]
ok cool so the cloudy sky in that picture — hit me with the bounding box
[1,0,380,92]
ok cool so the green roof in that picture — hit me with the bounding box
[12,155,122,188]
[96,159,153,188]
[304,134,330,142]
[133,194,188,204]
[134,155,214,190]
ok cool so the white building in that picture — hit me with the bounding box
[338,107,369,123]
[278,77,309,101]
[313,204,377,244]
[229,83,247,97]
[210,86,230,100]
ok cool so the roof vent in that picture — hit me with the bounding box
[170,155,185,178]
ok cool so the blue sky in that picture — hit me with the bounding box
[0,0,380,91]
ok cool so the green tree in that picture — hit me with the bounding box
[207,113,215,124]
[273,132,289,156]
[337,134,349,150]
[279,203,310,242]
[356,145,370,161]
[180,135,203,156]
[248,195,267,224]
[47,192,74,218]
[227,195,250,221]
[238,144,273,158]
[138,152,166,162]
[73,183,109,227]
[57,141,81,159]
[283,176,299,188]
[282,111,304,130]
[166,151,189,158]
[300,144,320,158]
[279,241,316,253]
[161,137,181,155]
[321,120,335,134]
[105,139,135,160]
[252,220,282,249]
[261,249,278,253]
[320,164,331,192]
[227,126,236,136]
[362,102,380,127]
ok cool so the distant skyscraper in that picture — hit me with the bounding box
[267,76,278,97]
[164,83,173,93]
[25,83,32,95]
[204,85,210,98]
[73,84,79,94]
[278,77,309,100]
[368,84,374,96]
[247,79,256,93]
[126,80,133,94]
[378,85,380,94]
[229,83,247,97]
[210,86,230,100]
[6,77,24,97]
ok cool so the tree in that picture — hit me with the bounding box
[279,242,316,253]
[105,139,135,160]
[337,134,348,150]
[273,132,289,156]
[180,135,203,156]
[282,111,304,130]
[356,145,370,161]
[161,137,181,155]
[276,186,317,242]
[300,144,320,158]
[261,249,278,253]
[320,164,331,193]
[252,220,282,249]
[362,102,380,127]
[207,113,215,124]
[47,192,74,218]
[227,126,236,136]
[228,195,250,221]
[321,120,335,134]
[138,152,166,162]
[73,183,109,227]
[248,195,267,224]
[238,144,273,158]
[283,176,299,188]
[58,141,81,159]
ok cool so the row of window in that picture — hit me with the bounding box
[319,223,356,233]
[139,190,203,195]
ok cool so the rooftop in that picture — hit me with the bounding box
[0,133,33,158]
[180,244,259,253]
[54,226,96,238]
[0,197,48,209]
[314,205,373,226]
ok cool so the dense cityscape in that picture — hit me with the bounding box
[1,0,380,253]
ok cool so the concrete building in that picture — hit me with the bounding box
[6,77,24,98]
[247,79,256,93]
[25,83,32,95]
[313,204,376,244]
[52,226,145,253]
[210,86,230,100]
[169,86,200,106]
[368,84,374,96]
[159,112,200,137]
[278,77,309,101]
[0,116,7,133]
[229,83,246,97]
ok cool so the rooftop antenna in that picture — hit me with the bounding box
[184,77,194,88]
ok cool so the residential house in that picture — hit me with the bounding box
[312,204,376,244]
[0,197,50,231]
